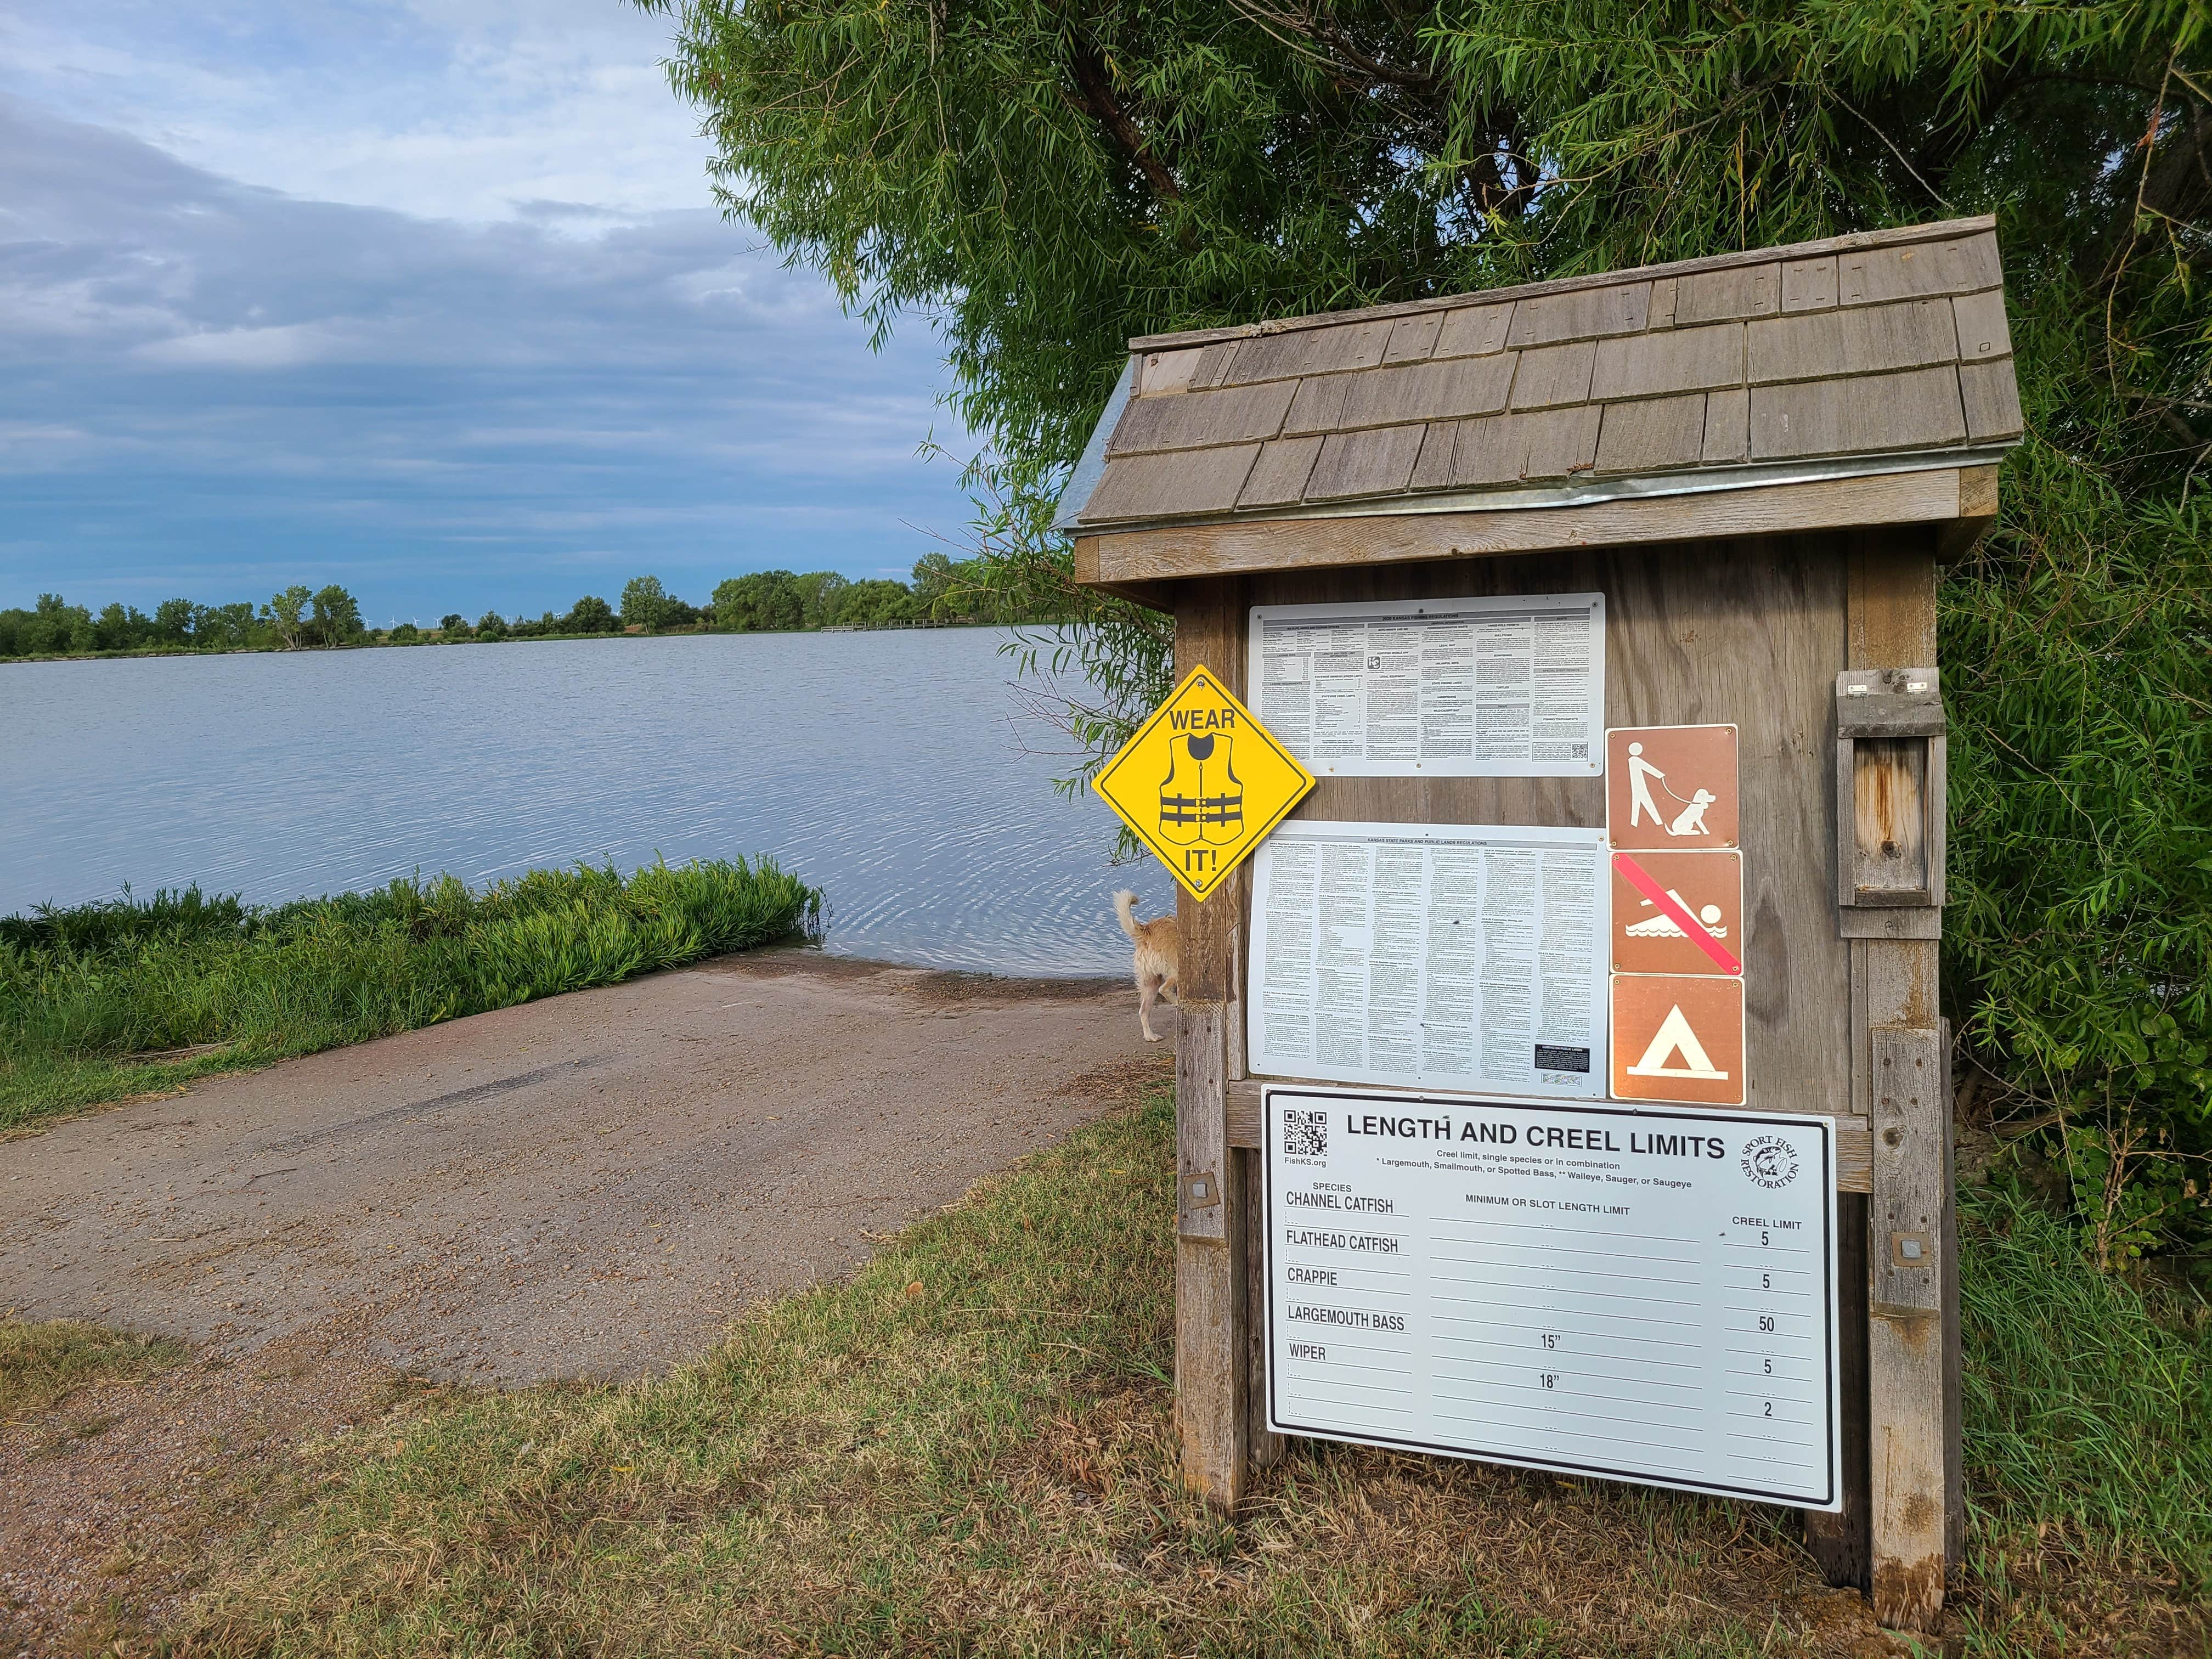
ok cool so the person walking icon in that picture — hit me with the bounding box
[1625,742,1669,828]
[1624,740,1719,839]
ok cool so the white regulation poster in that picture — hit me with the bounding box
[1264,1085,1841,1509]
[1249,821,1610,1101]
[1248,592,1606,777]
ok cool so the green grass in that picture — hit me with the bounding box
[178,1086,2210,1657]
[1955,1188,2212,1648]
[0,859,821,1135]
[0,1317,187,1419]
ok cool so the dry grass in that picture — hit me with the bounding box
[0,1318,186,1420]
[163,1081,2207,1658]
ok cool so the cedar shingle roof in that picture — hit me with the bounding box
[1060,218,2022,532]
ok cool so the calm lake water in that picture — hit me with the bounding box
[0,630,1172,977]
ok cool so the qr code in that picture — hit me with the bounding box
[1281,1109,1328,1157]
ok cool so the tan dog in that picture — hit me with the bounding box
[1114,890,1180,1042]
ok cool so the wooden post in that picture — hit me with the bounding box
[1848,533,1952,1633]
[1804,1189,1872,1589]
[1172,579,1252,1508]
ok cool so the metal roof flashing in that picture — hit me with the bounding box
[1051,357,1134,534]
[1066,445,2015,540]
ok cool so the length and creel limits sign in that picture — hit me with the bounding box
[1264,1083,1841,1509]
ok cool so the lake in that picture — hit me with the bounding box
[0,630,1175,978]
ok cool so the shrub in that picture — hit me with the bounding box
[0,860,822,1132]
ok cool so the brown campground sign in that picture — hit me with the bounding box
[1608,724,1746,1105]
[1092,667,1316,900]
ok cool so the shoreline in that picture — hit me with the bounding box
[0,618,1021,667]
[2,859,825,1137]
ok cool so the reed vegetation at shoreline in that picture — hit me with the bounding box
[0,860,822,1134]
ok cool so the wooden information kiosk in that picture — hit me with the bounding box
[1062,217,2021,1632]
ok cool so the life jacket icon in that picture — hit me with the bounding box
[1159,733,1244,844]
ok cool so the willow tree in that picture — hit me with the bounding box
[650,0,2211,1257]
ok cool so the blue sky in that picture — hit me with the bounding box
[0,1,978,625]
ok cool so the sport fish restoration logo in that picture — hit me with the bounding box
[1092,666,1316,900]
[1740,1135,1802,1189]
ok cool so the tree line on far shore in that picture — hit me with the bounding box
[0,552,1055,659]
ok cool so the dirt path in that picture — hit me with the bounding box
[1,950,1161,1651]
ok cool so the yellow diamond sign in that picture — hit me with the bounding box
[1092,666,1316,901]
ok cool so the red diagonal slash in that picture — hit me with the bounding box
[1612,853,1743,975]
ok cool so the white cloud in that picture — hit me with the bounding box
[0,0,713,224]
[134,320,356,368]
[0,94,975,617]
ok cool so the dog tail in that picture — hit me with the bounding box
[1113,889,1142,941]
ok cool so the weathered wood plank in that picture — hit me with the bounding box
[1173,580,1250,1510]
[1086,448,1261,524]
[1505,281,1651,347]
[1750,300,1959,385]
[1838,235,2002,307]
[1805,1188,1872,1587]
[1089,469,1969,583]
[1339,353,1518,428]
[1941,1019,1964,1568]
[1306,425,1426,500]
[1848,531,1938,662]
[1177,1004,1228,1244]
[1240,1146,1283,1469]
[1750,367,1967,461]
[1590,323,1746,401]
[1702,388,1751,463]
[1950,291,2012,362]
[1783,256,1838,313]
[1409,421,1459,490]
[1384,312,1443,364]
[1852,739,1933,904]
[1110,379,1296,455]
[1593,393,1708,474]
[1175,1003,1245,1503]
[1223,319,1393,387]
[1507,339,1597,408]
[1675,262,1779,325]
[1434,302,1513,359]
[1958,360,2025,443]
[1863,949,1946,1632]
[1139,346,1208,397]
[1937,464,2000,563]
[1870,1025,1945,1313]
[1067,535,1176,612]
[1238,437,1326,509]
[1839,906,1943,940]
[1849,530,1948,1634]
[1284,373,1352,436]
[1189,340,1241,390]
[1450,407,1602,487]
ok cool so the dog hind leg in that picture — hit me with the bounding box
[1138,974,1163,1042]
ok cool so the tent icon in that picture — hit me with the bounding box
[1625,1003,1730,1081]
